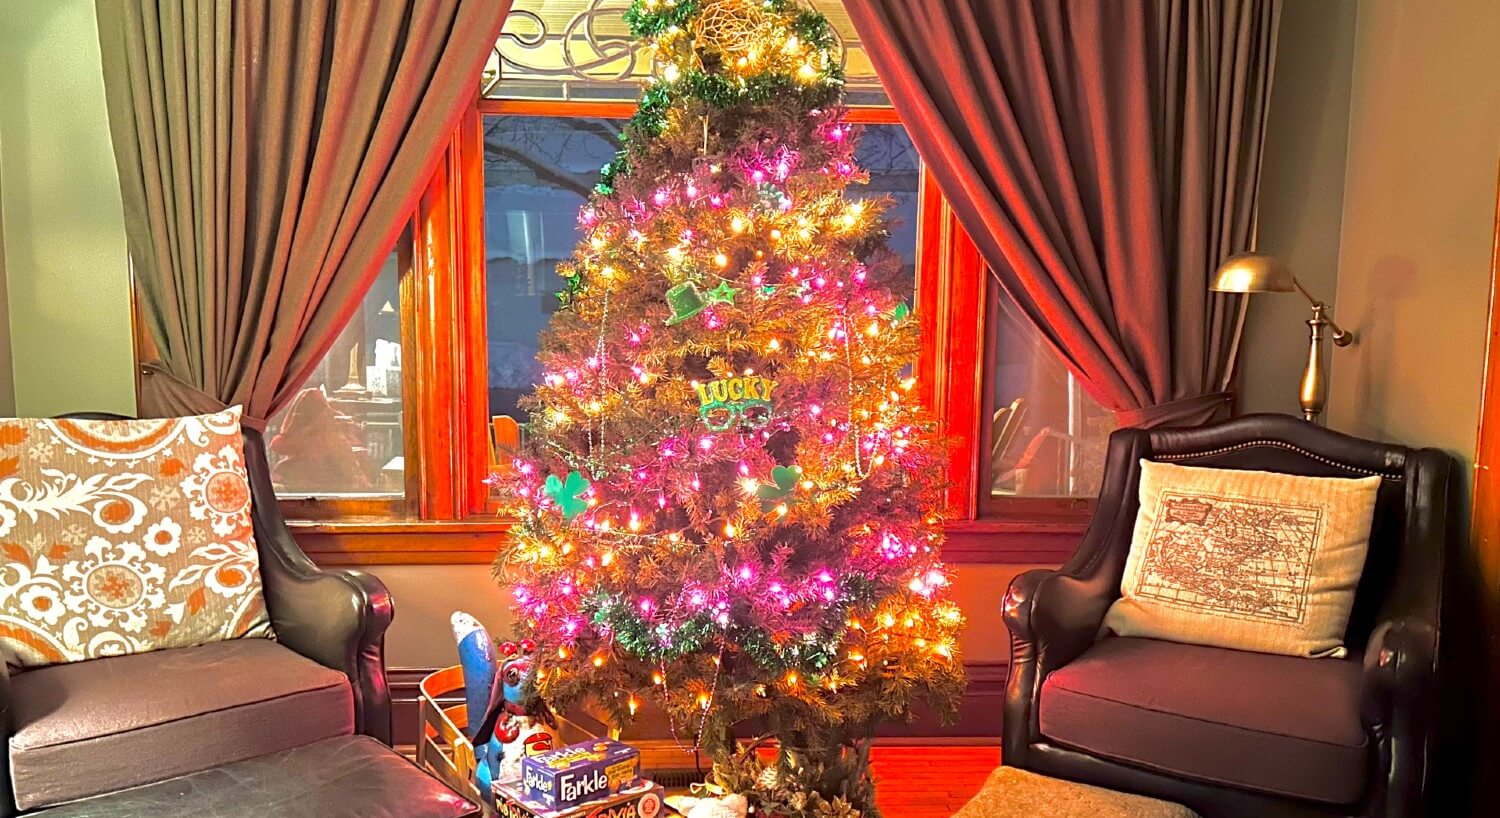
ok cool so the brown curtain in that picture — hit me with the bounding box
[844,0,1281,428]
[97,0,509,425]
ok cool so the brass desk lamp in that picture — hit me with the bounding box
[1211,252,1354,423]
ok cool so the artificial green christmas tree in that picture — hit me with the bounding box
[495,2,965,814]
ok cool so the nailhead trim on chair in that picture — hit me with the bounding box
[1152,440,1404,480]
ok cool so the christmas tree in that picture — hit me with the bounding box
[495,1,964,814]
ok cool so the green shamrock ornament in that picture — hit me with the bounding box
[544,470,592,520]
[755,465,800,511]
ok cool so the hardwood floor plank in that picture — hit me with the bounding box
[870,745,1000,817]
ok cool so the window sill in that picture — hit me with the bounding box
[289,516,511,565]
[942,516,1089,564]
[288,511,1090,567]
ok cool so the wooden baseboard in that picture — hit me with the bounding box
[390,660,1008,749]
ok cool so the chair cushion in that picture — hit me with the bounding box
[26,735,478,818]
[1038,637,1368,805]
[8,639,352,811]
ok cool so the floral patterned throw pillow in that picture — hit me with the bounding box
[0,408,273,668]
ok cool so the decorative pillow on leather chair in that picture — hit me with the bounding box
[1103,460,1380,658]
[0,408,273,668]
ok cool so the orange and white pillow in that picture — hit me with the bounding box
[0,408,273,668]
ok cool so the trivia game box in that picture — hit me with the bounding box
[493,779,666,818]
[520,739,643,811]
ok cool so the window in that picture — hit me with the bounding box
[266,245,409,501]
[162,1,1108,564]
[983,283,1114,502]
[479,114,922,449]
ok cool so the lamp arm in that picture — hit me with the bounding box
[1291,276,1354,346]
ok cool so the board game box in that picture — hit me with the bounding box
[493,779,666,818]
[520,739,643,810]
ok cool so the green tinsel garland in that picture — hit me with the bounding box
[583,572,883,669]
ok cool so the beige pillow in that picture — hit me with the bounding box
[1103,460,1380,658]
[0,408,273,667]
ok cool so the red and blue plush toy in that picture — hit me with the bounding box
[450,613,556,807]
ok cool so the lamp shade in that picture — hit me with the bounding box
[1211,252,1295,294]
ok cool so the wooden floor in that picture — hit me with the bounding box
[869,745,1001,817]
[405,744,1001,817]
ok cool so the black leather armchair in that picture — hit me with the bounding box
[0,416,394,815]
[1002,414,1451,818]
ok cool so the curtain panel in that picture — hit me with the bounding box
[844,0,1282,428]
[97,0,510,425]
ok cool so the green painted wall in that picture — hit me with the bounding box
[0,0,136,417]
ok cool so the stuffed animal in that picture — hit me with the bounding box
[666,793,749,818]
[474,642,558,792]
[450,612,497,741]
[475,640,557,782]
[450,613,556,807]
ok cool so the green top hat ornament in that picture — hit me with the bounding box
[664,281,708,326]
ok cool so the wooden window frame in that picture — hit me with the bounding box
[128,96,1087,565]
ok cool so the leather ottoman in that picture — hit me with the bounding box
[30,735,479,818]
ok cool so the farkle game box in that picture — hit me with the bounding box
[493,780,666,818]
[501,739,665,817]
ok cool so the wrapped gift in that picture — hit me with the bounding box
[521,739,642,811]
[494,778,666,818]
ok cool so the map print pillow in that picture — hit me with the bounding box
[1103,460,1380,658]
[0,408,273,668]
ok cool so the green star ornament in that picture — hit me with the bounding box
[706,280,740,306]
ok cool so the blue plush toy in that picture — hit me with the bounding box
[450,612,555,807]
[450,612,505,806]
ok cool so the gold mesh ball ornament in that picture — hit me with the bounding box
[690,0,764,52]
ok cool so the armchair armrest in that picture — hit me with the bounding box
[0,662,13,818]
[1001,429,1147,765]
[1361,616,1436,726]
[1361,616,1437,818]
[242,429,395,745]
[259,544,395,744]
[1003,569,1113,673]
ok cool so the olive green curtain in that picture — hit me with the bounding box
[844,0,1282,428]
[97,0,509,424]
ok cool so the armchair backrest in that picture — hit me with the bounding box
[1092,413,1452,649]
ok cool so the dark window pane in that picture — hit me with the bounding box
[482,115,622,425]
[855,123,920,292]
[481,115,922,426]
